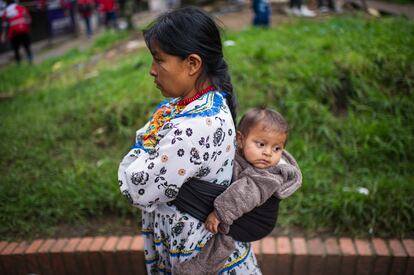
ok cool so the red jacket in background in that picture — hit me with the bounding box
[98,0,116,13]
[77,0,95,17]
[2,3,31,40]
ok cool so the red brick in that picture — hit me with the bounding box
[62,238,80,253]
[77,237,93,252]
[116,236,132,251]
[116,236,133,275]
[37,239,56,275]
[292,237,308,275]
[403,239,414,275]
[275,237,292,275]
[88,237,106,275]
[129,236,146,275]
[339,238,356,275]
[388,240,408,275]
[0,242,18,255]
[1,242,18,275]
[75,237,94,275]
[372,238,391,275]
[49,238,68,275]
[261,237,277,275]
[355,239,374,275]
[102,236,118,252]
[25,240,44,254]
[307,238,324,275]
[62,238,81,275]
[37,239,56,253]
[12,241,30,275]
[130,235,144,251]
[102,236,119,275]
[89,237,107,252]
[323,238,341,275]
[24,239,44,275]
[0,241,9,254]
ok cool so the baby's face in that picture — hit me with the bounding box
[237,123,286,169]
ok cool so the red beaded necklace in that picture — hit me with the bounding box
[177,85,216,106]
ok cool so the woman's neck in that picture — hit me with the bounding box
[181,81,213,100]
[177,85,216,106]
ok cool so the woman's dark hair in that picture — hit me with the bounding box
[238,107,289,144]
[143,6,237,123]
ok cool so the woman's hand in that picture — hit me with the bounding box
[205,211,220,234]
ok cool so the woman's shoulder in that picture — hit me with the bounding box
[175,91,230,120]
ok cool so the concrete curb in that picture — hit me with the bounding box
[0,236,413,274]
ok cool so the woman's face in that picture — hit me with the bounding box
[148,43,195,99]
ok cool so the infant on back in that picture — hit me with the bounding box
[174,107,302,274]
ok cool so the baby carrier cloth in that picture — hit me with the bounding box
[172,177,280,242]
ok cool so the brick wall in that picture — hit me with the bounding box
[0,236,413,274]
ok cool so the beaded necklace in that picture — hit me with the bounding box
[143,86,216,150]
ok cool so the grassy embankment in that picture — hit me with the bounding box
[1,16,413,240]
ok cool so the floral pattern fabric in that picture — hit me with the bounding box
[118,91,262,274]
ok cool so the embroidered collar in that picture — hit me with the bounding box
[142,86,216,150]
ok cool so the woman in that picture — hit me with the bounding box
[118,7,262,274]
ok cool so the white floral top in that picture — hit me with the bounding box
[118,91,236,212]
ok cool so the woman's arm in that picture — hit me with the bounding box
[118,119,210,212]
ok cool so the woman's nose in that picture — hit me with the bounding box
[149,62,157,77]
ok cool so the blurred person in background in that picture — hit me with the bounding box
[77,0,95,37]
[318,0,339,13]
[1,0,33,64]
[98,0,117,29]
[286,0,316,17]
[252,0,270,27]
[61,0,78,34]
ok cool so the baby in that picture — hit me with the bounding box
[173,107,302,274]
[206,107,289,234]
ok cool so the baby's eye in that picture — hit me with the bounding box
[273,147,281,152]
[256,142,264,148]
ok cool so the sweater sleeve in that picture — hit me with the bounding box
[214,167,283,226]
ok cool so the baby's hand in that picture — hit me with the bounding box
[205,211,220,234]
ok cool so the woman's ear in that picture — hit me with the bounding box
[236,131,244,149]
[186,54,203,76]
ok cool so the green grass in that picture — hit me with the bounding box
[1,16,413,240]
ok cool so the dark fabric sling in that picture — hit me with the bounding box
[172,178,280,242]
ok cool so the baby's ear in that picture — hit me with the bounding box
[236,131,244,148]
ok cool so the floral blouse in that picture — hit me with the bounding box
[118,91,236,212]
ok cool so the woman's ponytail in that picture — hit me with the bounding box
[210,58,238,124]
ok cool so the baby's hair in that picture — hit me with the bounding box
[143,6,238,123]
[238,107,289,139]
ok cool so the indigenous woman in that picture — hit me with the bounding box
[118,7,262,274]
